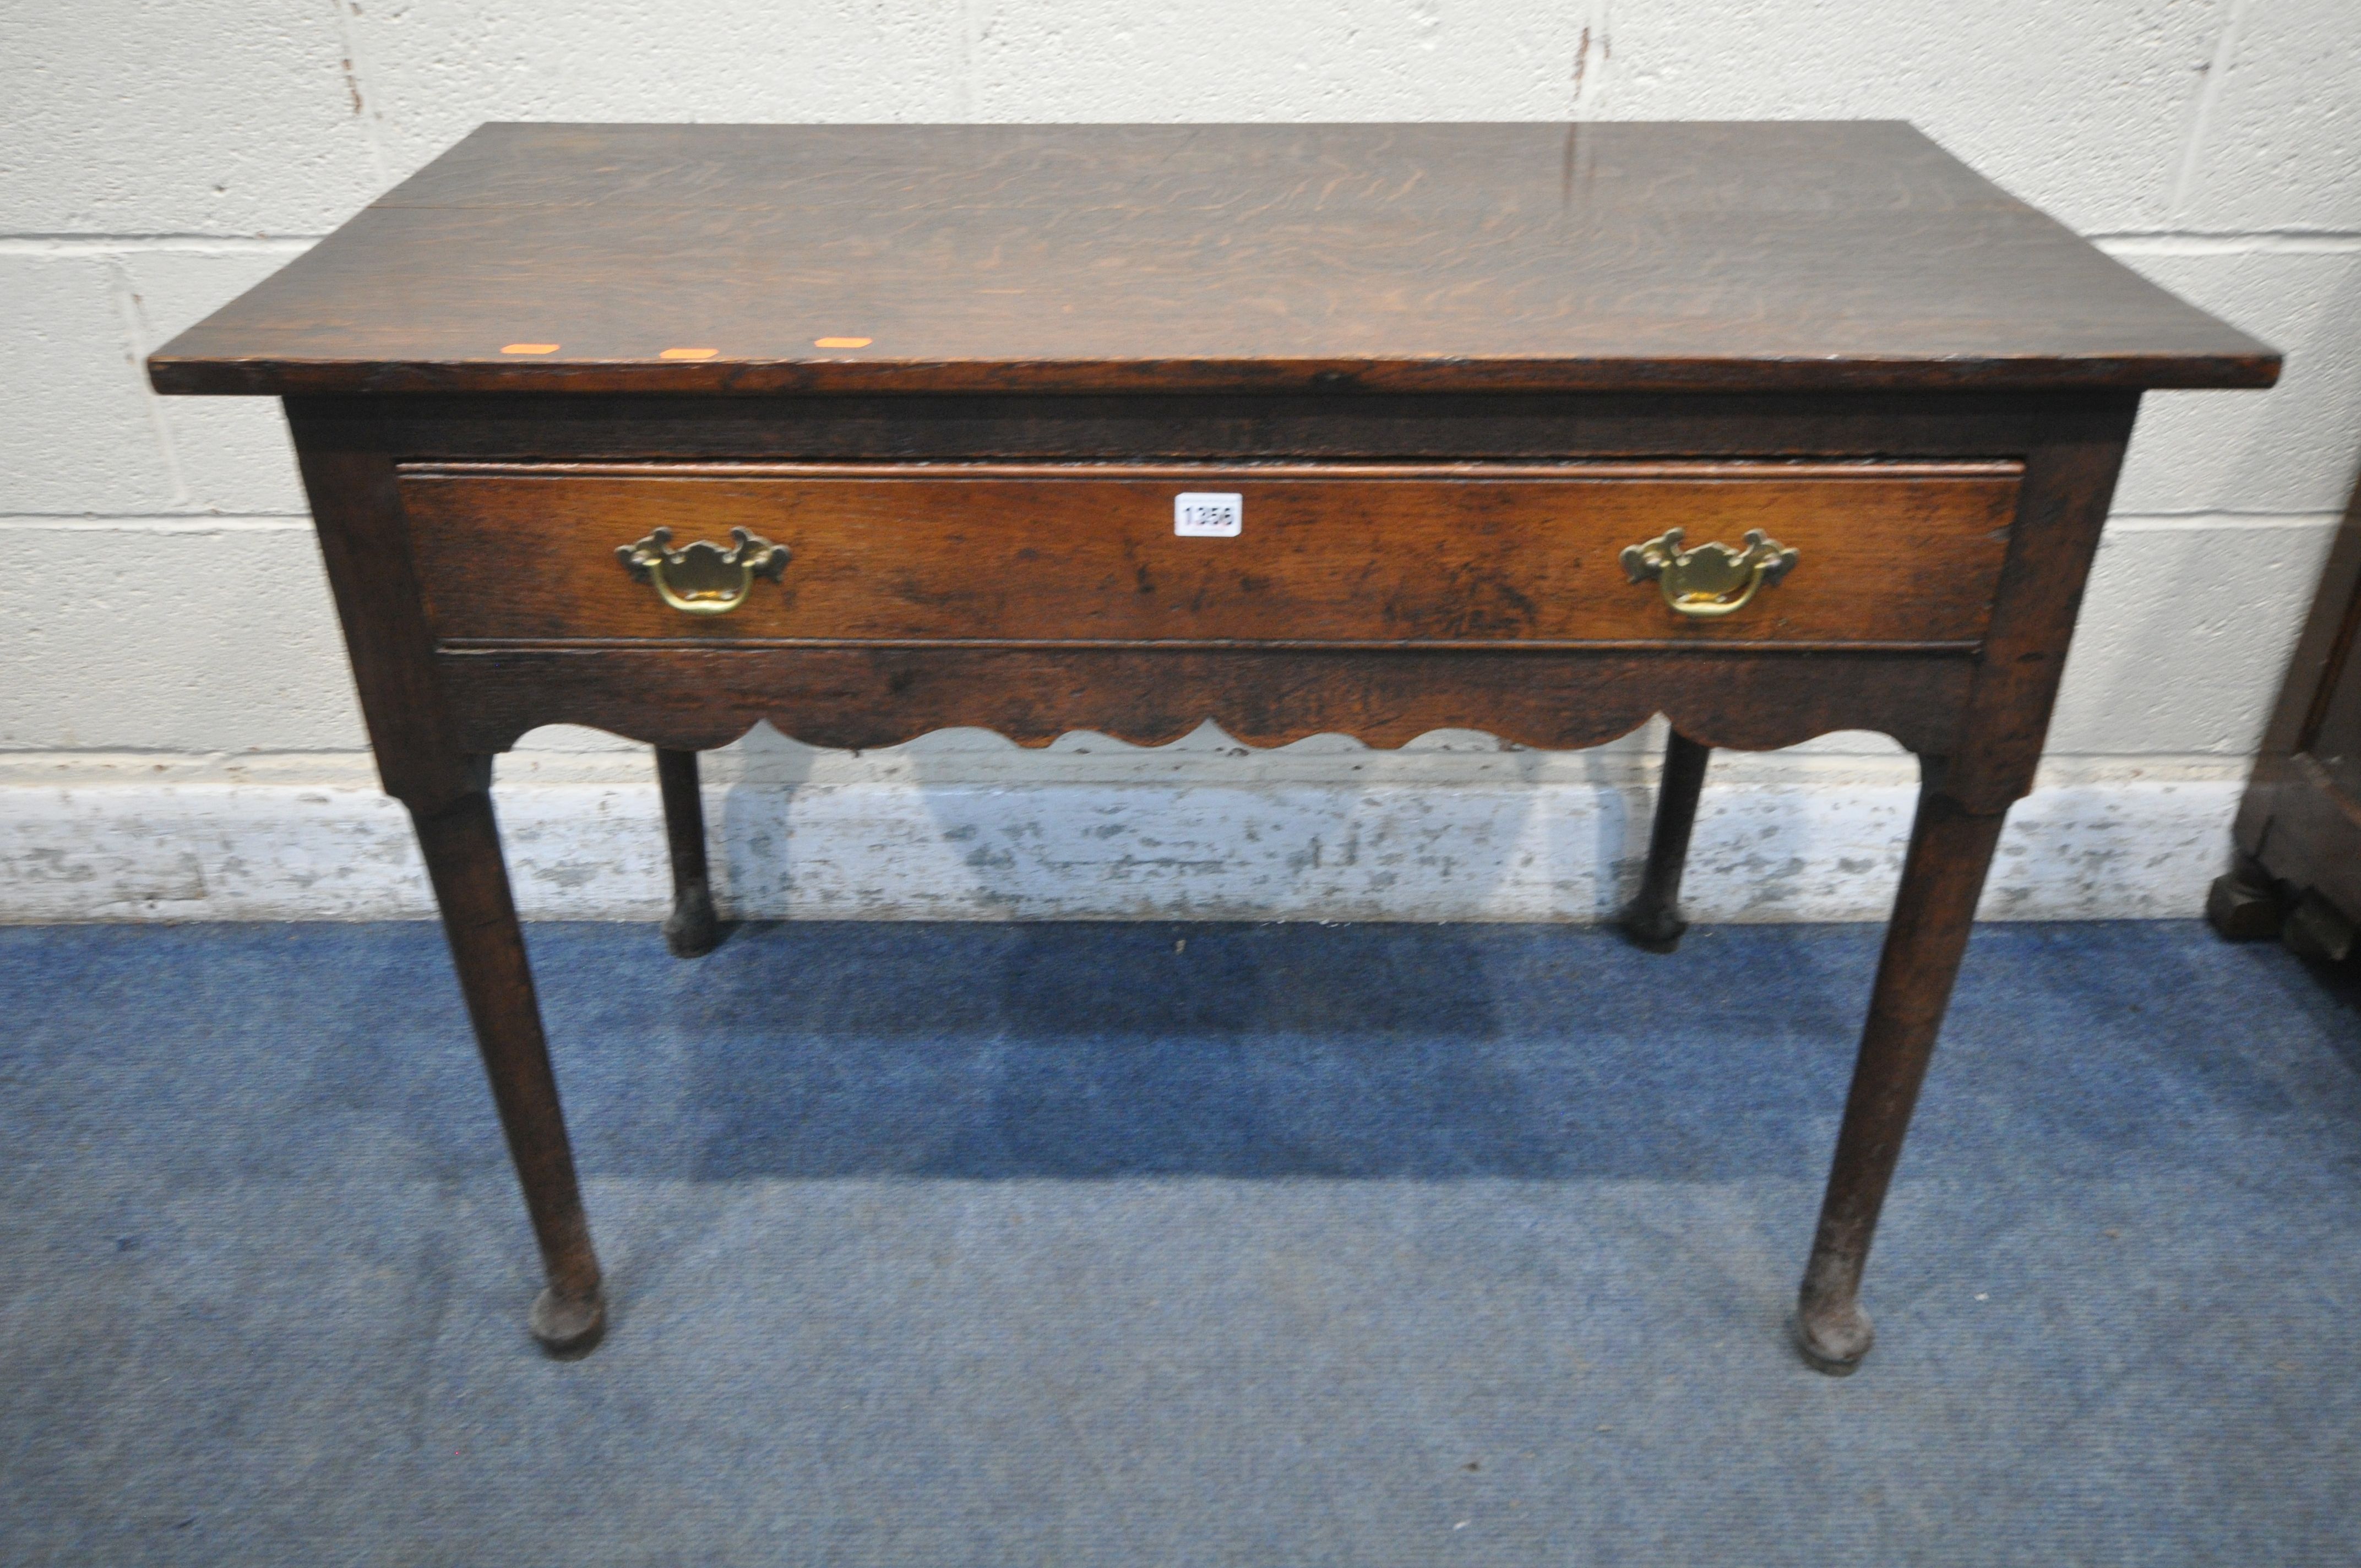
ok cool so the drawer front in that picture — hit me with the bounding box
[399,462,2021,649]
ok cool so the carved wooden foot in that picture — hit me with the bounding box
[1793,1282,1875,1376]
[2206,857,2284,943]
[664,881,719,960]
[529,1284,608,1357]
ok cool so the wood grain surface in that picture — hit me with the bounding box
[398,461,2020,649]
[150,122,2276,397]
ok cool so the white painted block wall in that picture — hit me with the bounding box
[5,0,2359,924]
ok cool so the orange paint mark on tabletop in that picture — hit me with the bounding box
[814,336,873,349]
[659,347,720,360]
[500,343,559,355]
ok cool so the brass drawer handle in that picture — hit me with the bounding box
[616,527,790,616]
[1621,528,1798,618]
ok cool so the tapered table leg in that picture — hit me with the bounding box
[1622,730,1711,952]
[410,775,606,1355]
[655,747,719,958]
[1794,787,2008,1375]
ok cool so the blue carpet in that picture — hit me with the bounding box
[1,919,2357,1565]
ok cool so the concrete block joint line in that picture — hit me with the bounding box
[5,1,2360,919]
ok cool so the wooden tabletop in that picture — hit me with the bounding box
[149,121,2277,398]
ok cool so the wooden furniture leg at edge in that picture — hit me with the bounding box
[655,747,720,957]
[1793,779,2008,1375]
[409,759,608,1355]
[1622,729,1712,953]
[2206,853,2286,942]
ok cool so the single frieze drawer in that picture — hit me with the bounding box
[398,461,2023,649]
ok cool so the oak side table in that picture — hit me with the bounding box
[150,122,2275,1371]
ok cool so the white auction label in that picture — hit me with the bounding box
[1173,492,1243,537]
